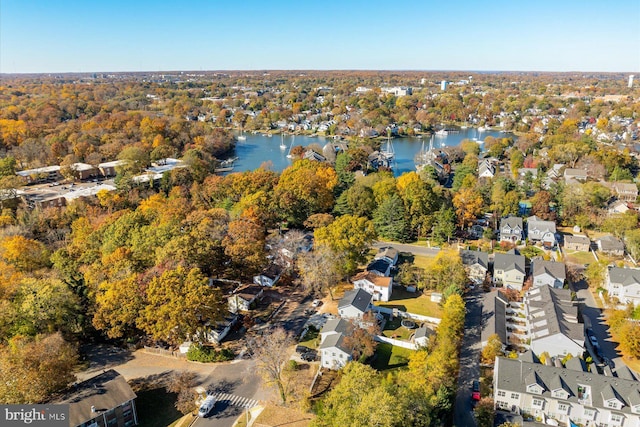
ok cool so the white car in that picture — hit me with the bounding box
[198,395,216,418]
[311,299,322,308]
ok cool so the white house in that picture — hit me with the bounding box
[253,264,283,287]
[319,318,349,344]
[338,289,373,319]
[351,272,392,302]
[499,217,524,243]
[524,285,583,358]
[374,246,399,266]
[460,249,489,284]
[597,235,625,256]
[606,266,640,307]
[493,252,526,290]
[494,355,640,427]
[319,333,352,370]
[527,215,557,247]
[531,260,566,289]
[227,285,264,313]
[479,160,496,178]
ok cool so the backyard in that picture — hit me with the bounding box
[371,343,413,371]
[375,287,443,319]
[380,316,418,341]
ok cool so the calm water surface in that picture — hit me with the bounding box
[228,128,508,176]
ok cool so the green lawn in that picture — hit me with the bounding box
[375,288,443,319]
[298,327,320,349]
[372,343,413,371]
[564,250,596,265]
[412,254,436,270]
[381,316,415,340]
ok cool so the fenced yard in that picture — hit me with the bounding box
[375,288,443,319]
[371,343,413,371]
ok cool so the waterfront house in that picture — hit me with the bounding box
[597,235,625,256]
[524,285,583,358]
[606,266,640,307]
[493,354,640,426]
[493,252,526,290]
[351,271,392,302]
[527,215,557,247]
[56,369,138,427]
[460,249,489,284]
[564,235,590,252]
[338,289,373,319]
[531,260,566,289]
[500,217,524,244]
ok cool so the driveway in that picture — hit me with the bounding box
[372,241,440,257]
[453,287,483,427]
[569,266,625,370]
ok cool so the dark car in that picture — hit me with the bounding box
[471,380,481,401]
[300,350,317,362]
[295,345,311,354]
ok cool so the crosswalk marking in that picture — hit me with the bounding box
[209,392,258,409]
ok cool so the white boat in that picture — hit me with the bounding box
[381,135,394,159]
[286,136,295,159]
[237,128,246,141]
[477,126,487,133]
[435,129,448,136]
[279,134,287,150]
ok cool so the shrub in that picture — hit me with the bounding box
[186,344,234,362]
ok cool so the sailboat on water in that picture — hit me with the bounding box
[279,133,287,150]
[381,133,394,160]
[237,126,246,141]
[286,136,295,159]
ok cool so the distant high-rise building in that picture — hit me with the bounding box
[440,80,448,91]
[629,75,635,88]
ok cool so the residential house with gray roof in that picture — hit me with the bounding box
[500,217,524,244]
[481,290,509,349]
[527,215,557,247]
[319,333,352,370]
[606,266,640,307]
[532,260,566,289]
[374,246,399,266]
[493,251,526,290]
[338,289,373,319]
[461,249,489,284]
[564,235,590,252]
[524,285,583,358]
[494,355,640,426]
[597,235,625,256]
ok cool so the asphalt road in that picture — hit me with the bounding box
[372,241,441,257]
[453,287,483,427]
[570,266,624,370]
[192,359,266,427]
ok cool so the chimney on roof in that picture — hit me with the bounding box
[91,406,96,413]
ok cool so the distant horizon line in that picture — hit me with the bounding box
[1,68,638,76]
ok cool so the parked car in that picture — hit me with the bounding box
[295,345,311,354]
[311,299,322,308]
[300,350,317,362]
[198,395,216,418]
[471,380,481,401]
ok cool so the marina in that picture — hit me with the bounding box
[227,128,507,176]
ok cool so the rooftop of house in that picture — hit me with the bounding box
[460,249,489,270]
[318,331,350,354]
[531,259,566,281]
[608,266,640,287]
[598,235,625,250]
[564,235,590,245]
[375,246,399,262]
[352,271,392,288]
[365,259,392,275]
[321,318,349,336]
[493,252,525,274]
[525,285,582,343]
[500,216,523,230]
[495,356,640,412]
[230,284,264,301]
[482,290,508,345]
[338,288,373,313]
[54,369,136,427]
[527,215,557,233]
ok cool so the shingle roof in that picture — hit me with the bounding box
[321,318,349,336]
[598,235,625,251]
[55,370,136,427]
[482,290,508,345]
[493,253,525,274]
[500,216,523,230]
[531,260,566,281]
[525,285,582,343]
[319,332,350,354]
[365,259,392,275]
[495,357,640,413]
[460,250,489,270]
[608,267,640,288]
[564,235,590,246]
[338,289,373,313]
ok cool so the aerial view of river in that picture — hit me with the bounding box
[228,128,508,176]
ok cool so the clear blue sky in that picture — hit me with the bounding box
[1,0,639,73]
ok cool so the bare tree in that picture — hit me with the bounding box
[248,327,294,404]
[296,245,341,299]
[167,371,198,415]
